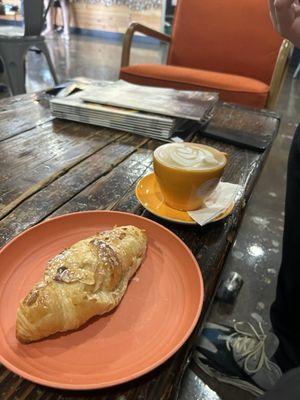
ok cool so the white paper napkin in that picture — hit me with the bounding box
[188,182,243,226]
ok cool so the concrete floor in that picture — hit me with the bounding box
[3,31,300,399]
[25,33,165,91]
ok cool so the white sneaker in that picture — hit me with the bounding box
[194,321,282,396]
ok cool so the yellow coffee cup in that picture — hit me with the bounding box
[153,142,227,211]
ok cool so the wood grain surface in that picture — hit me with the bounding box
[0,1,162,34]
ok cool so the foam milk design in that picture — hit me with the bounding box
[154,143,222,170]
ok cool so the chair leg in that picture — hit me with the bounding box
[293,62,300,79]
[0,46,26,95]
[37,41,59,85]
[0,56,10,92]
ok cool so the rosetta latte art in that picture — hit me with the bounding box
[155,143,220,170]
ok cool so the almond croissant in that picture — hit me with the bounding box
[16,225,147,343]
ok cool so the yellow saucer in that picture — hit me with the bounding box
[135,173,234,225]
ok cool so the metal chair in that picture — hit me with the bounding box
[293,62,300,79]
[0,0,59,95]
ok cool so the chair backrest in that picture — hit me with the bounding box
[23,0,45,37]
[167,0,283,85]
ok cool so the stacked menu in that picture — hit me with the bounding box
[50,80,218,140]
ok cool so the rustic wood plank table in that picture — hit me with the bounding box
[0,90,280,400]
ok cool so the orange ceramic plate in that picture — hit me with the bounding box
[136,173,234,225]
[0,211,203,390]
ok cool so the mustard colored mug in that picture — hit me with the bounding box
[153,143,227,211]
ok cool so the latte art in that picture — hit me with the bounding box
[155,143,222,170]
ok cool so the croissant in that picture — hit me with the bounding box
[16,225,147,343]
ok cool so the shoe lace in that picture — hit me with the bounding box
[226,321,275,375]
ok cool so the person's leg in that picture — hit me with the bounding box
[43,0,55,35]
[260,367,300,399]
[60,0,70,38]
[271,124,300,371]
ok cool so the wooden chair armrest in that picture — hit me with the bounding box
[267,39,293,109]
[121,22,171,68]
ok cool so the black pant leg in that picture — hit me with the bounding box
[260,368,300,399]
[271,124,300,371]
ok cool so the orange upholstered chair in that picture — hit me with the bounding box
[120,0,292,109]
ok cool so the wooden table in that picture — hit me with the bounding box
[0,91,279,400]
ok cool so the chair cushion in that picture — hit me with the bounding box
[120,64,270,108]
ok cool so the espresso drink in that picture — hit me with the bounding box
[154,143,224,171]
[153,143,227,211]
